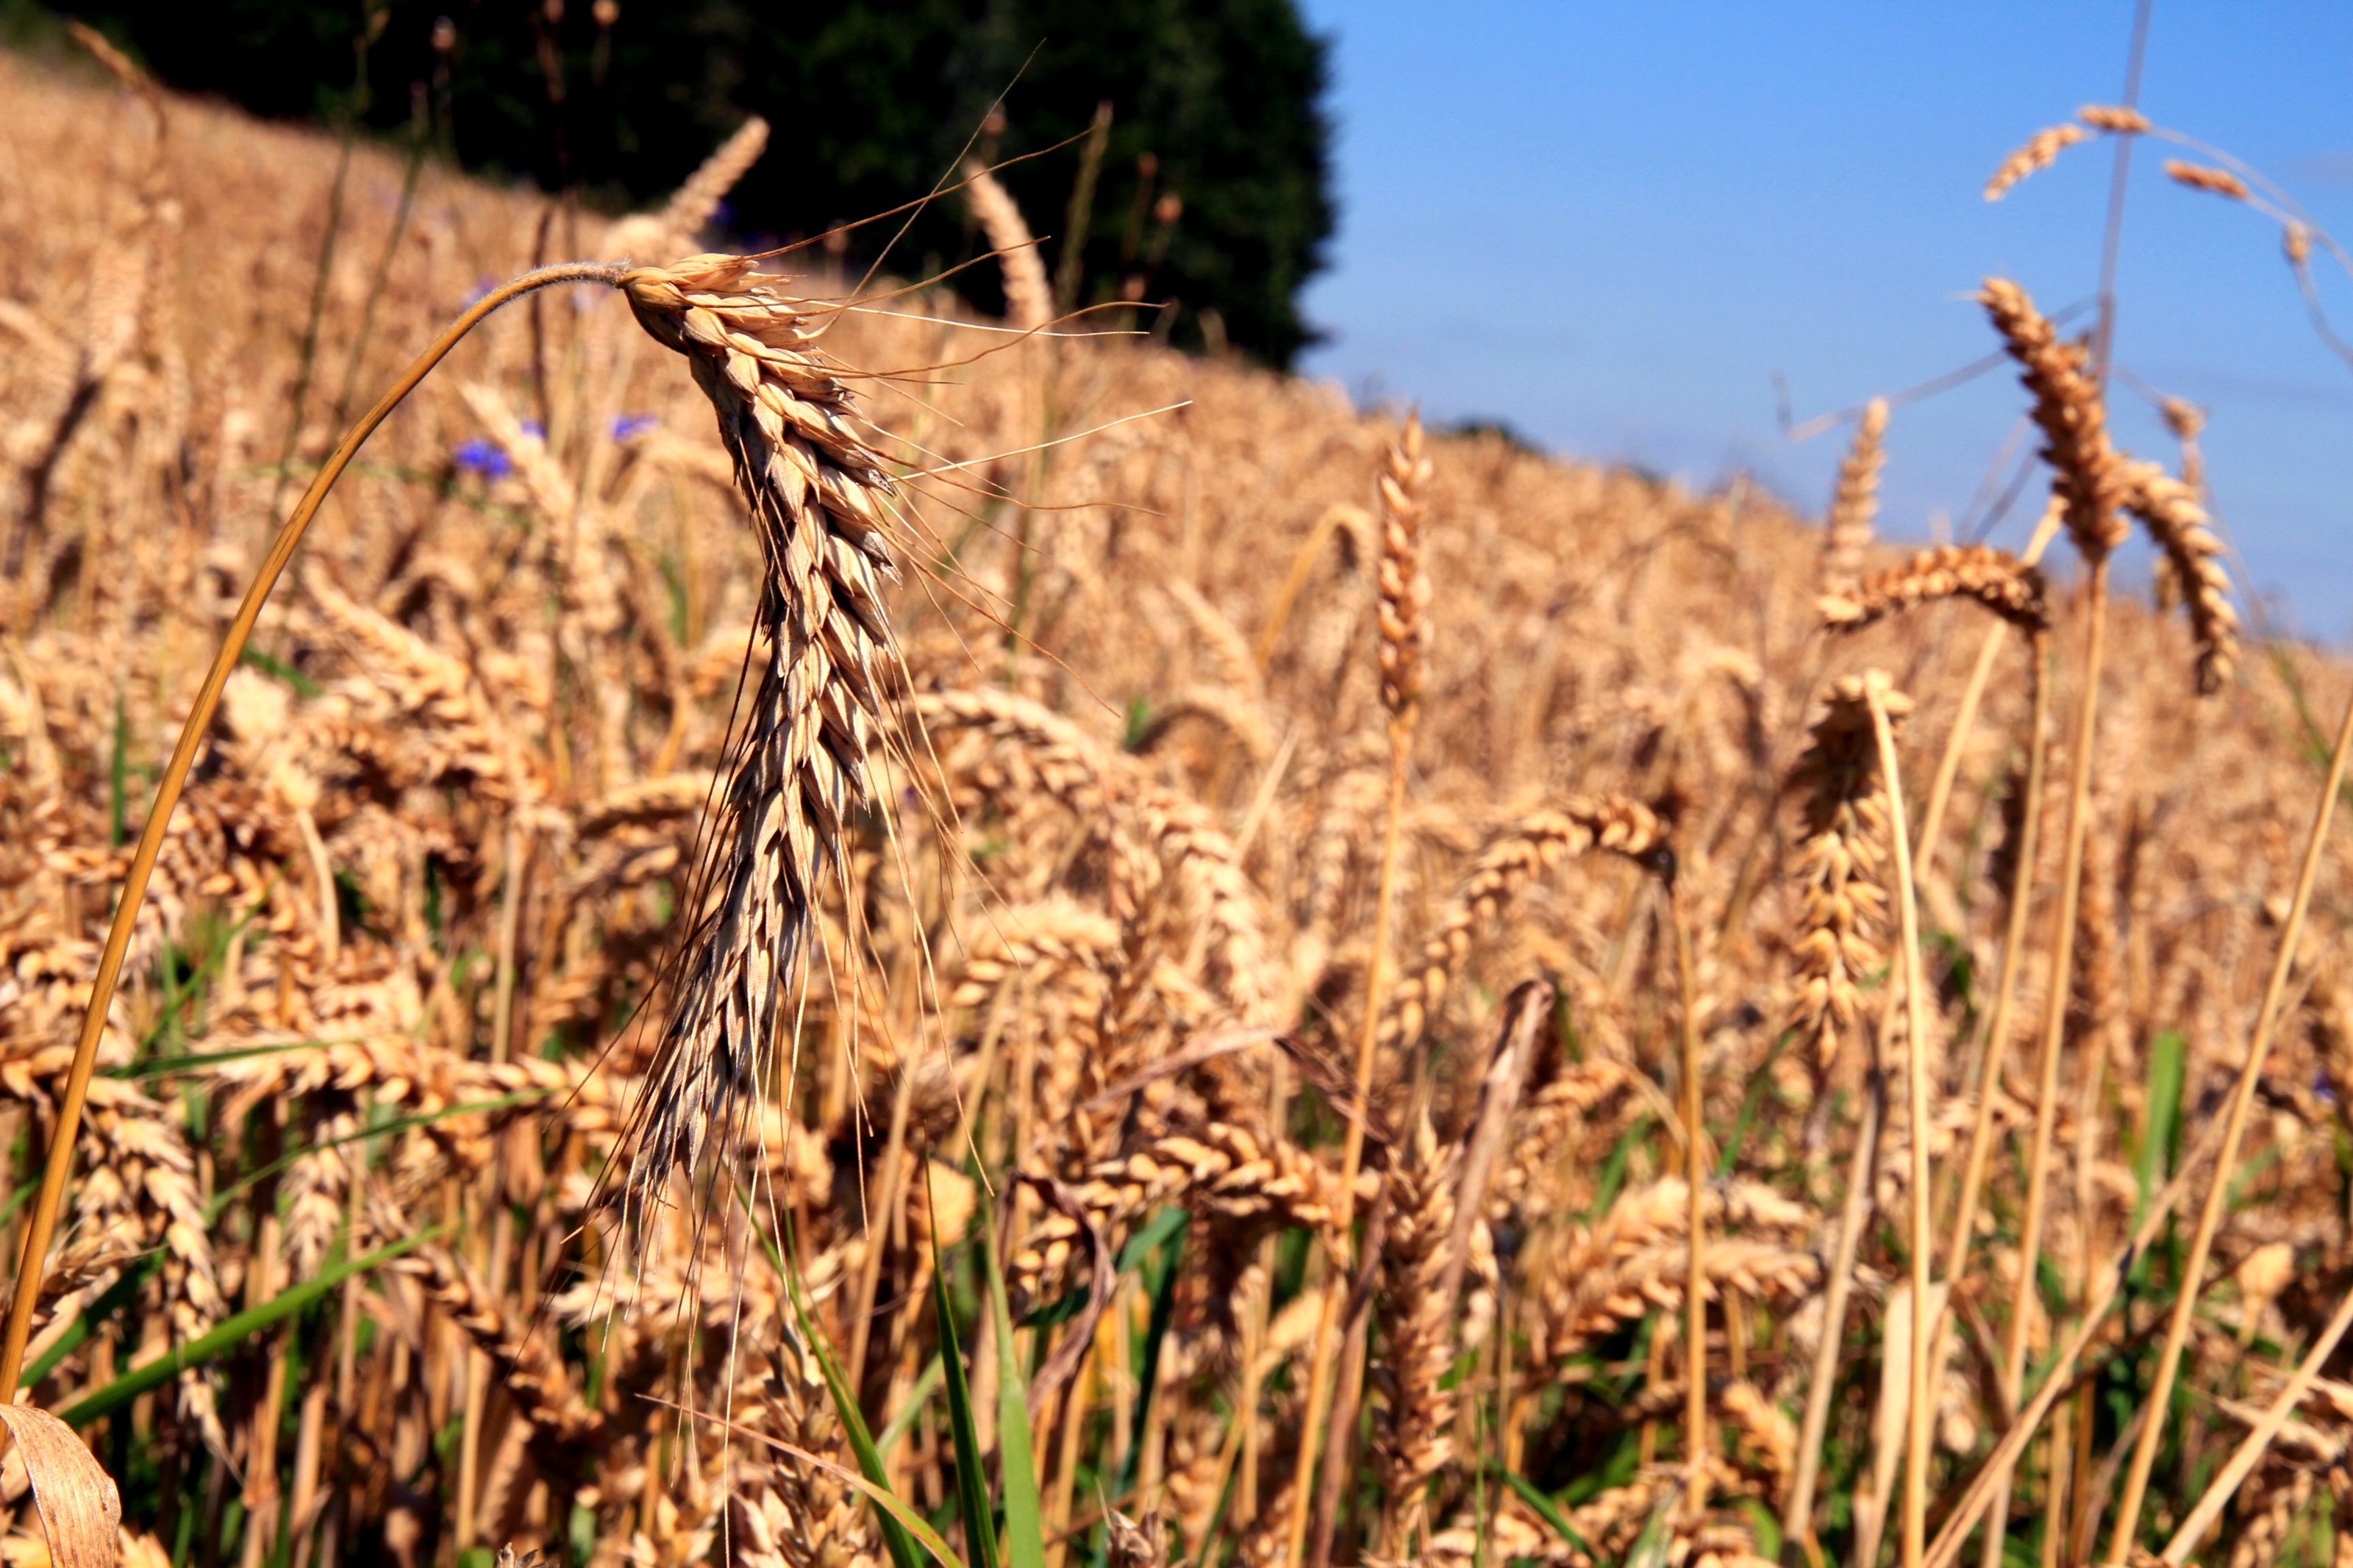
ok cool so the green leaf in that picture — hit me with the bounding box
[237,646,321,698]
[982,1213,1046,1568]
[1735,1497,1782,1563]
[59,1225,441,1426]
[779,1212,925,1568]
[1624,1485,1681,1568]
[2137,1029,2187,1220]
[932,1184,1001,1568]
[875,1354,945,1458]
[1497,1467,1594,1561]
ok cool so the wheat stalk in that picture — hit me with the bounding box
[1288,414,1431,1568]
[0,259,625,1396]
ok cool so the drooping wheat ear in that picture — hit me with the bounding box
[1376,415,1434,731]
[962,161,1054,333]
[1380,798,1669,1049]
[2121,459,2240,694]
[1819,545,2050,636]
[2166,160,2253,202]
[1819,398,1888,589]
[1984,123,2092,201]
[403,1245,604,1450]
[604,116,770,259]
[1007,1124,1366,1307]
[1374,1114,1456,1550]
[617,254,904,1217]
[1979,278,2130,559]
[2078,104,2152,134]
[1785,673,1910,1069]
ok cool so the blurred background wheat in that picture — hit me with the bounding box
[4,10,2353,1568]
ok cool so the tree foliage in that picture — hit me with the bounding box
[51,0,1335,363]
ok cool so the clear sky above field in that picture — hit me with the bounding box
[1293,1,2353,638]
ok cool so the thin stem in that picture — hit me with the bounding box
[1671,893,1708,1508]
[1931,631,2049,1378]
[1977,556,2108,1566]
[1782,1070,1883,1551]
[1285,730,1410,1568]
[0,259,626,1400]
[1869,685,1933,1568]
[1908,501,2063,889]
[2105,667,2353,1561]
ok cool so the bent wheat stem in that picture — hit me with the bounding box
[1868,679,1932,1568]
[0,259,626,1400]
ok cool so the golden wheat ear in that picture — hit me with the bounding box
[612,255,909,1240]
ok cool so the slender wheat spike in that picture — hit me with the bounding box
[1984,124,2092,202]
[1818,544,2049,635]
[1785,675,1908,1068]
[616,254,904,1223]
[1979,278,2129,559]
[1820,398,1888,588]
[1290,411,1437,1568]
[2121,459,2239,693]
[2167,160,2253,201]
[1376,416,1434,728]
[963,160,1054,333]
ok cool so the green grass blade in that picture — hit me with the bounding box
[876,1354,945,1458]
[779,1211,925,1568]
[930,1171,1001,1568]
[59,1225,440,1425]
[1624,1486,1680,1568]
[1496,1467,1595,1561]
[113,1034,371,1081]
[983,1217,1046,1568]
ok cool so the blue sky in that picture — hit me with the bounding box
[1292,1,2353,638]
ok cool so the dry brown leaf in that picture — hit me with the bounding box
[0,1407,118,1568]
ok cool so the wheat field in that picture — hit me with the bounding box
[3,39,2353,1568]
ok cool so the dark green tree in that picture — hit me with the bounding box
[47,0,1334,364]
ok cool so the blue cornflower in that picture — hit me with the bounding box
[454,438,512,479]
[462,276,499,307]
[612,413,658,442]
[521,420,546,442]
